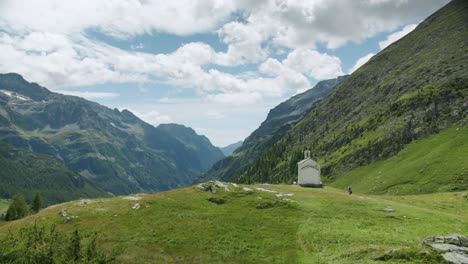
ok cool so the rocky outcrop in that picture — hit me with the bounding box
[422,234,468,264]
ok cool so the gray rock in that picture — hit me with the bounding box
[415,250,432,256]
[214,181,227,188]
[58,209,68,217]
[132,203,141,210]
[446,234,468,247]
[197,184,209,191]
[429,243,468,254]
[383,208,395,212]
[63,217,72,224]
[210,186,217,194]
[442,252,468,264]
[422,234,468,247]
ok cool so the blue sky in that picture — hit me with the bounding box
[0,0,449,146]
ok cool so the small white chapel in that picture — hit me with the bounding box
[297,150,323,187]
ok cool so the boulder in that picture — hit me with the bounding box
[422,234,468,264]
[197,183,209,192]
[422,234,468,247]
[429,243,468,254]
[442,252,468,264]
[132,203,141,210]
[58,209,68,217]
[383,208,395,212]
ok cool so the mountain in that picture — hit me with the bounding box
[0,143,108,205]
[236,0,468,194]
[220,141,243,156]
[199,76,346,182]
[0,73,222,196]
[157,123,224,171]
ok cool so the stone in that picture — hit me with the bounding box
[421,234,468,264]
[243,187,253,192]
[422,234,468,247]
[415,250,432,257]
[197,184,209,192]
[214,181,227,188]
[276,193,294,197]
[254,187,277,193]
[441,252,468,264]
[445,234,468,247]
[132,203,141,210]
[429,243,468,254]
[383,208,395,212]
[231,183,239,188]
[58,209,68,217]
[210,186,217,194]
[63,217,72,224]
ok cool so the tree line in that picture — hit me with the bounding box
[1,192,44,221]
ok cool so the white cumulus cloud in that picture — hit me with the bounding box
[379,23,418,50]
[349,53,376,74]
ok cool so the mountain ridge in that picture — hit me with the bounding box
[0,73,223,197]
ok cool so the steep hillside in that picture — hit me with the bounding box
[0,143,108,204]
[0,73,221,195]
[200,76,346,182]
[237,0,468,192]
[220,141,243,156]
[332,126,468,194]
[1,184,466,263]
[157,123,224,171]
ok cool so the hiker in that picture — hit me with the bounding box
[347,186,352,195]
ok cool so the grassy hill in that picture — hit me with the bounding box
[331,125,468,194]
[1,184,466,263]
[237,0,468,192]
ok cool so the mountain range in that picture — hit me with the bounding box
[0,74,224,202]
[0,0,466,204]
[220,141,243,156]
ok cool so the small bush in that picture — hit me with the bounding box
[207,197,226,205]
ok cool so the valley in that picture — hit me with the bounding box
[0,0,467,263]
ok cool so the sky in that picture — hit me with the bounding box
[0,0,449,147]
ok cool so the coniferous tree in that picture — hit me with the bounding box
[69,229,81,261]
[4,193,29,221]
[31,192,44,213]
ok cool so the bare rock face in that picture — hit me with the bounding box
[422,234,468,264]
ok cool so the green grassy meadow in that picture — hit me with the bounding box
[1,184,466,263]
[331,126,468,195]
